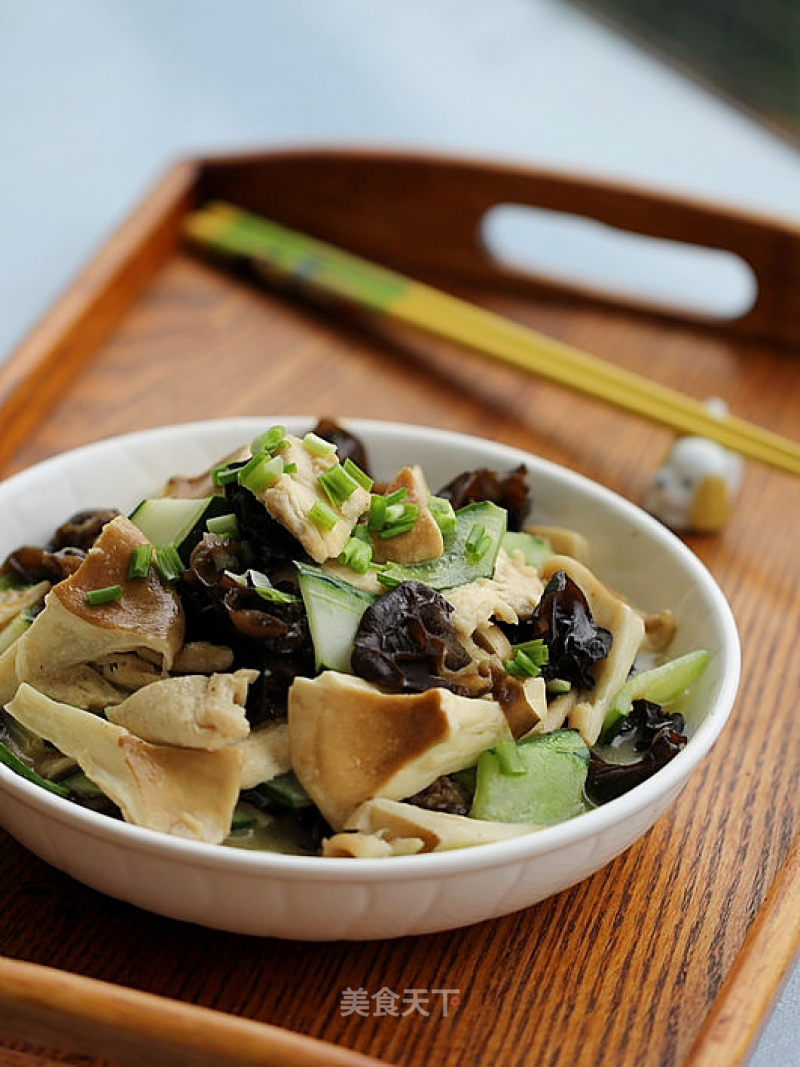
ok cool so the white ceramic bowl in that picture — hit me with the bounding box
[0,418,740,940]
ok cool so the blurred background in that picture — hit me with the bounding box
[0,1,797,1059]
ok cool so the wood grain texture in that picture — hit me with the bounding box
[0,152,798,1067]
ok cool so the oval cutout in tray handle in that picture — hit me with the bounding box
[197,148,800,349]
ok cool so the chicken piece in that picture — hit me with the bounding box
[259,434,370,563]
[6,684,241,844]
[236,722,291,789]
[539,556,645,745]
[106,669,257,750]
[371,466,444,565]
[345,797,540,852]
[92,652,163,691]
[445,549,544,646]
[8,518,184,702]
[288,671,511,829]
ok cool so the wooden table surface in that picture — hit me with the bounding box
[0,154,798,1066]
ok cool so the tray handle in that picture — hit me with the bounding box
[197,147,800,348]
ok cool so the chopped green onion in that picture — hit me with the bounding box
[127,544,154,579]
[379,522,416,540]
[0,741,70,797]
[238,453,284,494]
[429,495,457,536]
[338,536,373,573]
[384,487,408,506]
[351,523,372,543]
[303,432,336,457]
[231,804,257,831]
[318,462,360,507]
[546,679,572,696]
[250,425,287,455]
[85,585,124,606]
[495,739,526,776]
[255,771,312,809]
[504,641,548,679]
[384,502,407,524]
[211,463,240,487]
[206,513,239,539]
[343,458,373,491]
[376,564,403,588]
[368,494,388,531]
[155,544,185,583]
[283,461,298,474]
[308,500,339,531]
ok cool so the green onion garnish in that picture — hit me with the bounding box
[127,544,154,579]
[351,523,372,544]
[318,462,360,507]
[495,739,526,776]
[155,544,185,583]
[429,495,457,536]
[206,513,239,539]
[384,502,407,524]
[250,424,287,455]
[343,458,373,491]
[303,432,336,457]
[238,453,284,494]
[338,536,373,573]
[368,494,388,531]
[308,500,339,532]
[283,461,298,474]
[546,678,572,695]
[504,640,548,678]
[85,585,123,606]
[0,741,70,797]
[211,463,240,487]
[379,522,416,540]
[384,487,408,507]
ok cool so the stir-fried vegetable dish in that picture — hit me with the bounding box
[0,422,709,857]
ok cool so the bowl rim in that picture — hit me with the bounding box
[0,416,741,883]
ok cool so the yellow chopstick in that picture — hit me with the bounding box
[184,202,800,477]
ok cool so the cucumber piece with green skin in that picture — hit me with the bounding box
[600,649,710,744]
[470,729,589,825]
[502,531,551,569]
[0,741,70,798]
[296,563,375,672]
[0,610,34,655]
[129,496,229,561]
[379,501,507,591]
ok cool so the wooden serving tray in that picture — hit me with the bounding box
[0,148,797,1067]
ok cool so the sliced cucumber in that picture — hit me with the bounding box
[600,649,710,743]
[129,496,228,560]
[0,741,70,798]
[471,729,589,825]
[379,501,507,591]
[502,531,551,569]
[296,562,375,672]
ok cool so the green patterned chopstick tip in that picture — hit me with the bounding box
[184,202,411,313]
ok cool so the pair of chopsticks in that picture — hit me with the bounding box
[184,202,800,478]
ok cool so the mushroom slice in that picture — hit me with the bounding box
[346,797,540,852]
[106,669,257,750]
[371,466,444,565]
[6,684,241,844]
[259,434,371,563]
[524,525,591,566]
[237,721,291,789]
[14,517,185,691]
[539,556,645,745]
[323,830,425,858]
[288,671,511,829]
[641,609,677,653]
